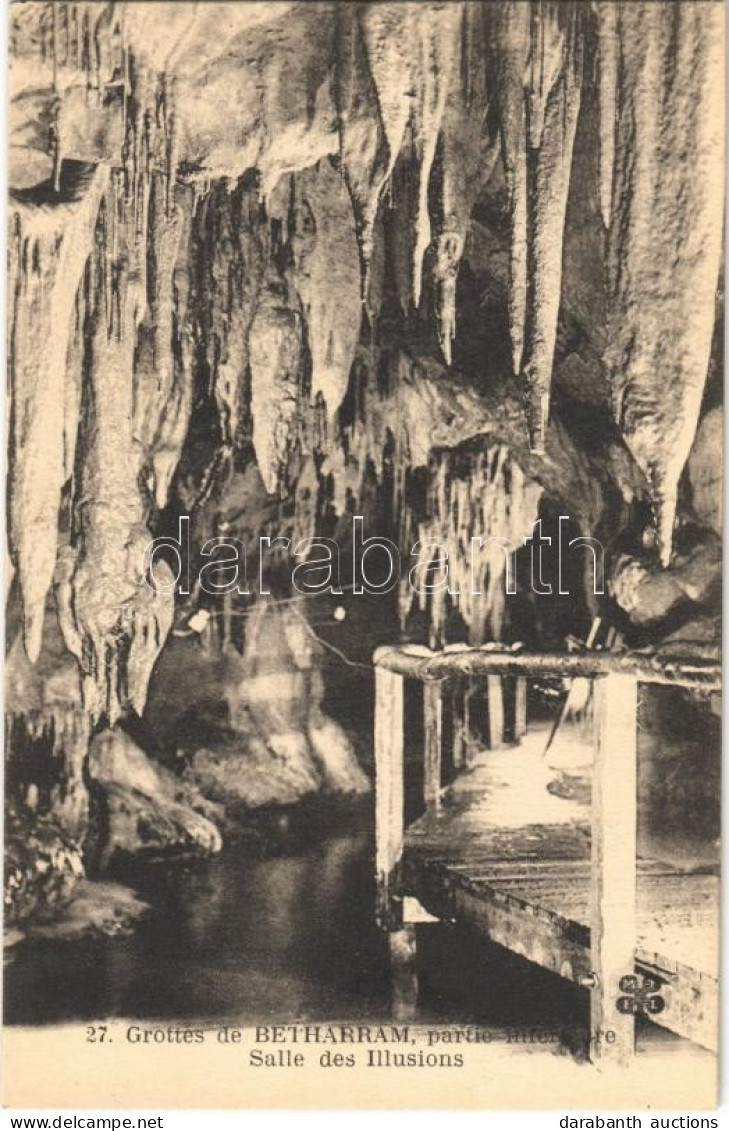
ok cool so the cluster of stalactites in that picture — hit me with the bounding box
[398,446,543,647]
[597,0,724,566]
[7,0,726,715]
[7,50,188,720]
[335,0,723,564]
[494,1,583,453]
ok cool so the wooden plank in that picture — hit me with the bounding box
[486,675,504,748]
[403,895,439,924]
[514,677,528,739]
[423,681,443,812]
[589,673,638,1066]
[375,665,405,930]
[405,855,717,1051]
[407,864,592,984]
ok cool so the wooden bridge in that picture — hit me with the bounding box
[373,644,721,1066]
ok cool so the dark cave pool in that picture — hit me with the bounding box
[5,806,587,1040]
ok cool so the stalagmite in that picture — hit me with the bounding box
[494,1,583,451]
[286,160,361,415]
[603,0,724,567]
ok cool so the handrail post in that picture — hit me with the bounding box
[590,673,639,1066]
[375,663,405,930]
[487,675,505,748]
[514,676,528,738]
[451,683,467,768]
[423,681,443,812]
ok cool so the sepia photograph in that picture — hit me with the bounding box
[4,0,724,1111]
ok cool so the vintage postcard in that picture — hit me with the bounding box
[4,0,724,1112]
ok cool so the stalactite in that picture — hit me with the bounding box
[335,3,388,293]
[494,0,583,451]
[359,3,416,208]
[432,1,497,364]
[133,174,194,509]
[388,140,418,317]
[285,160,362,416]
[196,182,266,454]
[603,0,724,566]
[595,2,617,228]
[355,1,417,308]
[64,285,85,485]
[410,3,462,310]
[249,280,305,496]
[56,183,174,723]
[8,163,108,663]
[134,174,181,453]
[493,1,530,379]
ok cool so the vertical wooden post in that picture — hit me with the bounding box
[514,676,528,739]
[486,675,504,748]
[389,925,419,1022]
[375,664,405,930]
[590,673,639,1066]
[200,611,214,656]
[423,681,443,812]
[221,592,232,654]
[451,685,467,769]
[462,679,473,765]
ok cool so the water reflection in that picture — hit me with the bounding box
[6,809,589,1039]
[5,815,391,1027]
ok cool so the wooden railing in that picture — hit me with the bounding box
[373,643,721,1065]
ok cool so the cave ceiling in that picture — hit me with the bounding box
[7,1,724,723]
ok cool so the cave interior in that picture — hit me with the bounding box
[5,0,723,1039]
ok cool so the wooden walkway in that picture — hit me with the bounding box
[373,646,721,1065]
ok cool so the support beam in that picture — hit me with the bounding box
[514,676,528,738]
[375,665,405,930]
[589,673,639,1066]
[423,681,443,811]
